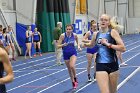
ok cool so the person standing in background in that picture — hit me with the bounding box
[53,22,63,65]
[33,27,42,57]
[3,28,11,55]
[25,26,33,59]
[8,25,16,61]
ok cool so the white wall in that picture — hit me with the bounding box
[3,10,16,31]
[105,1,117,17]
[134,0,140,17]
[68,0,75,23]
[127,18,140,34]
[88,0,100,22]
[16,0,36,25]
[0,0,16,33]
[0,0,14,10]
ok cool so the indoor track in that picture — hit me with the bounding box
[6,34,140,93]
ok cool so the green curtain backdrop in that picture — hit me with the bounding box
[36,0,71,52]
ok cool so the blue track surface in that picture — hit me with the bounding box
[6,34,140,93]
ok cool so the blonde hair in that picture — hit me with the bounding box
[110,16,124,32]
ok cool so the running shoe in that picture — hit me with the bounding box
[88,74,92,82]
[120,63,128,67]
[73,81,78,89]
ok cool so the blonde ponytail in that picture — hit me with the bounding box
[110,17,124,32]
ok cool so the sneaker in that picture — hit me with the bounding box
[120,63,128,67]
[30,56,32,59]
[93,73,96,81]
[12,58,16,61]
[39,54,42,56]
[57,62,63,65]
[88,74,92,82]
[73,82,78,89]
[25,55,26,59]
[33,54,36,57]
[92,78,96,82]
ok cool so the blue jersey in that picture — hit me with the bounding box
[87,30,98,54]
[88,30,93,40]
[62,33,76,53]
[0,32,3,40]
[95,29,117,63]
[8,31,14,43]
[26,30,32,42]
[4,34,11,46]
[33,31,40,41]
[0,33,5,46]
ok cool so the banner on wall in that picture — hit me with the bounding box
[74,19,82,34]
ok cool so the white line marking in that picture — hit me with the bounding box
[14,55,85,79]
[7,60,86,92]
[120,66,140,68]
[37,66,94,93]
[117,67,140,90]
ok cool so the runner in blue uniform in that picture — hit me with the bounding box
[83,14,126,93]
[33,28,42,57]
[82,21,98,82]
[57,24,81,89]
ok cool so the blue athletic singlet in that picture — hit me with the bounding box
[25,31,32,43]
[95,29,117,63]
[8,31,14,43]
[86,30,98,54]
[0,61,6,93]
[62,33,77,60]
[3,34,10,47]
[0,32,3,40]
[0,32,5,46]
[33,31,40,41]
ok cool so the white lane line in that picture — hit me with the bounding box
[13,56,54,67]
[117,67,140,90]
[123,52,140,64]
[120,66,140,69]
[7,60,86,92]
[125,40,140,47]
[14,55,85,79]
[123,44,140,54]
[37,66,94,93]
[13,51,85,68]
[75,81,95,93]
[13,68,63,72]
